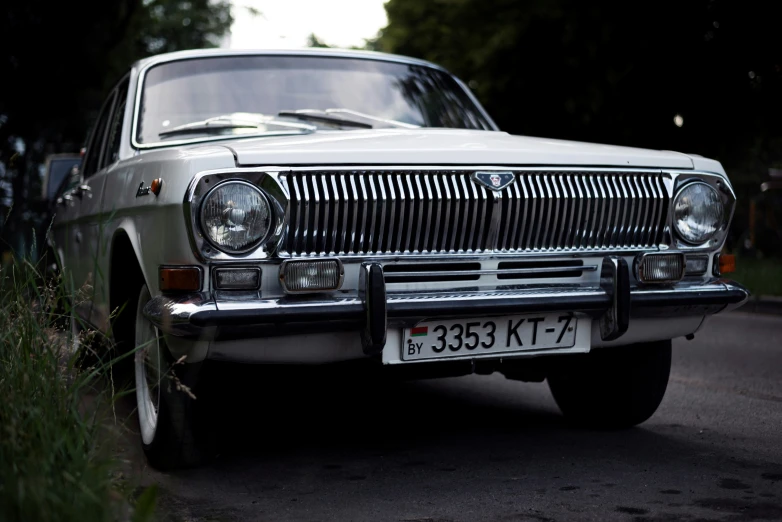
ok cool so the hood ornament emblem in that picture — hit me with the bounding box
[472,171,515,191]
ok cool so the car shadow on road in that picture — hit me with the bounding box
[124,362,782,521]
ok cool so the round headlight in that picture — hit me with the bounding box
[673,182,724,245]
[200,181,272,253]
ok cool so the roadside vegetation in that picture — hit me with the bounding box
[731,256,782,297]
[0,259,156,522]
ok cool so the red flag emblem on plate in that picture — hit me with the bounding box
[411,326,428,337]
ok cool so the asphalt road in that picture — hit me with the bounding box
[131,311,782,521]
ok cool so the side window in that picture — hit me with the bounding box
[104,77,130,166]
[81,91,116,178]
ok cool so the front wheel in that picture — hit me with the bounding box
[134,284,206,469]
[547,340,672,429]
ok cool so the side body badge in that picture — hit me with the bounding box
[472,171,515,191]
[136,178,163,197]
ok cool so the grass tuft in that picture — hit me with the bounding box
[0,260,154,522]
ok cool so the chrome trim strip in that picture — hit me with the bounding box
[386,265,598,277]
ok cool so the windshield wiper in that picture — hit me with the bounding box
[321,108,420,129]
[159,114,316,138]
[278,109,420,129]
[277,110,373,129]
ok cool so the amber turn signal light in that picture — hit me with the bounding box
[159,266,201,292]
[718,254,736,274]
[150,178,163,196]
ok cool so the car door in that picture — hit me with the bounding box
[50,164,82,277]
[67,89,117,323]
[83,76,131,329]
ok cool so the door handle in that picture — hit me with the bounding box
[75,184,92,199]
[58,194,74,206]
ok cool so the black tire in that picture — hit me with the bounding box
[547,340,672,429]
[132,284,211,470]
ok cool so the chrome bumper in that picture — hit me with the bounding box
[144,257,749,352]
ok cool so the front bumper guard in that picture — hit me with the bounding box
[144,257,749,352]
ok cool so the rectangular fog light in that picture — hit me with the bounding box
[636,253,685,284]
[280,259,343,293]
[214,267,261,290]
[685,255,709,276]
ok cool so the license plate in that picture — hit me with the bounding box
[401,313,578,361]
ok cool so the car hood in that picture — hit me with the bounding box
[220,129,694,169]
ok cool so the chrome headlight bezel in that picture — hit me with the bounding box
[185,169,288,261]
[672,179,727,247]
[198,180,273,254]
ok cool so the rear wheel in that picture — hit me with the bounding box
[134,284,206,469]
[547,340,672,429]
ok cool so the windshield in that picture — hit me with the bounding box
[136,55,493,145]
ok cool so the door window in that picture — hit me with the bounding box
[81,91,116,178]
[104,77,130,166]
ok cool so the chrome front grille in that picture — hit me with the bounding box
[282,170,670,257]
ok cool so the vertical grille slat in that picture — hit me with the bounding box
[562,176,581,248]
[540,175,554,250]
[473,185,489,252]
[373,174,386,253]
[530,176,544,250]
[430,175,443,252]
[366,175,378,253]
[553,175,568,249]
[597,177,615,246]
[283,170,670,256]
[510,180,524,251]
[571,175,585,249]
[631,176,644,247]
[440,174,453,252]
[448,175,462,252]
[652,178,668,245]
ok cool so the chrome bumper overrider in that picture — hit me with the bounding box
[143,257,749,353]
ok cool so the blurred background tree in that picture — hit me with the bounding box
[0,0,232,151]
[0,0,231,260]
[374,0,782,181]
[374,0,782,254]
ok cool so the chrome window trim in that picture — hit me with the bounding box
[130,50,499,150]
[183,165,735,262]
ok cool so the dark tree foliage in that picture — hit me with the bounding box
[0,0,232,150]
[376,0,782,178]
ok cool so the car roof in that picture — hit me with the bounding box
[132,47,448,73]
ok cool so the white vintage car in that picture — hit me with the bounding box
[53,48,748,469]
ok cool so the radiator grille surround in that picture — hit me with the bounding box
[282,170,670,257]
